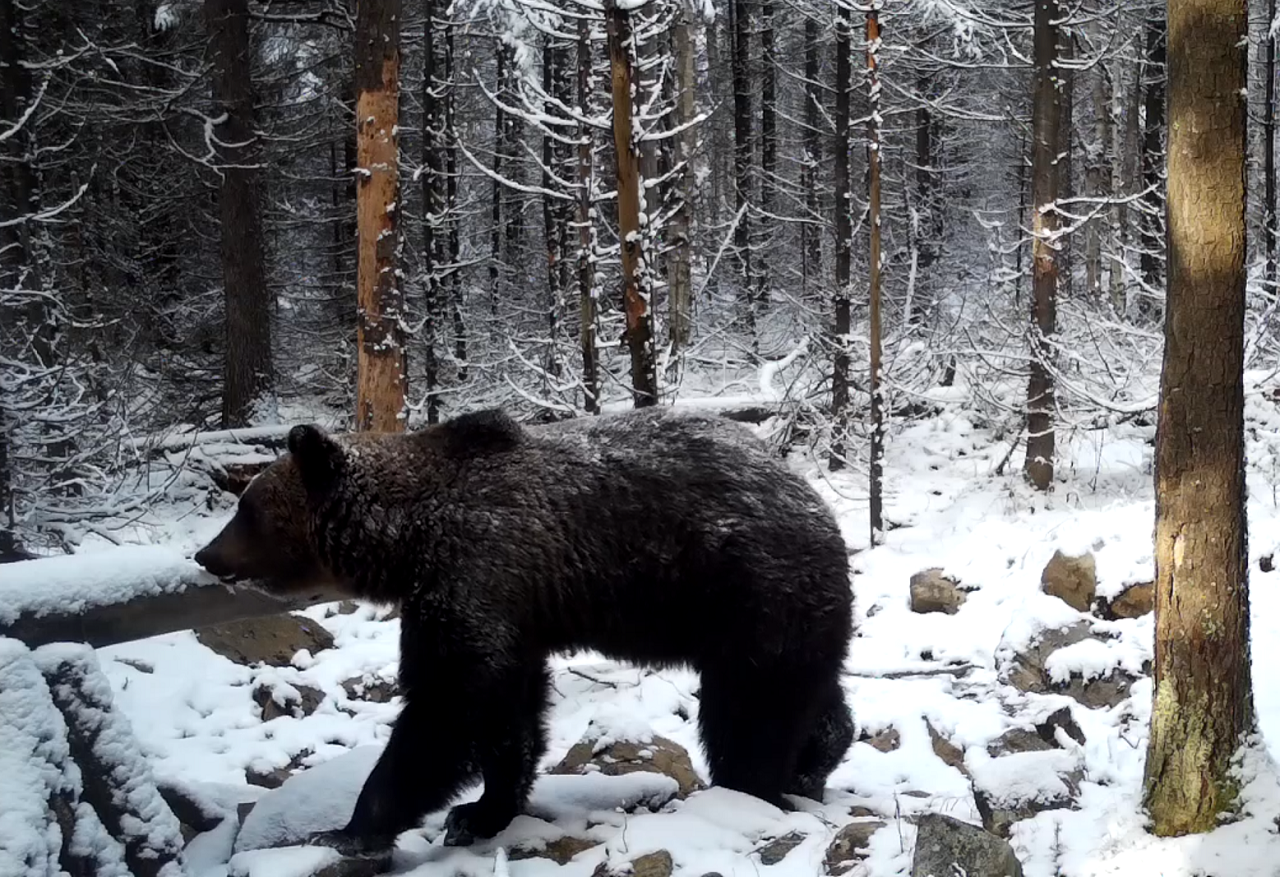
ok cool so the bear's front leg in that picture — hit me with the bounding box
[308,696,479,856]
[442,662,551,847]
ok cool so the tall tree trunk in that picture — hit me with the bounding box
[490,43,508,311]
[1266,0,1277,289]
[1139,13,1166,318]
[542,38,563,380]
[802,14,822,295]
[605,0,657,408]
[758,0,775,308]
[577,16,599,414]
[1058,31,1075,300]
[422,0,444,424]
[830,4,853,472]
[1112,52,1143,313]
[206,0,273,429]
[867,4,883,544]
[731,0,755,339]
[1023,0,1060,491]
[669,3,697,352]
[1086,32,1112,299]
[445,24,465,381]
[1142,0,1252,836]
[913,68,934,326]
[353,0,406,432]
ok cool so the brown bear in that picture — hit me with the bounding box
[194,406,855,855]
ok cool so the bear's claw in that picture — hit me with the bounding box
[442,800,514,847]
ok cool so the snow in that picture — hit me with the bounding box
[16,388,1280,876]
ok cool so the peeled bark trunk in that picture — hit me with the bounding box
[207,0,273,429]
[1143,0,1252,837]
[830,4,853,472]
[1023,0,1060,491]
[605,0,657,408]
[353,0,406,432]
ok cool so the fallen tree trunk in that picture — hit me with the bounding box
[0,546,345,649]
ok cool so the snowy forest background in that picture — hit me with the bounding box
[1,0,1272,556]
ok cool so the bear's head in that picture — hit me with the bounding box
[193,424,349,595]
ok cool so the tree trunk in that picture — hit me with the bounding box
[577,16,599,414]
[206,0,273,429]
[669,3,697,352]
[913,68,934,326]
[542,38,563,380]
[1058,31,1075,300]
[605,0,657,408]
[422,0,444,424]
[490,43,508,311]
[867,5,883,544]
[731,0,755,339]
[1266,0,1276,289]
[445,25,465,381]
[353,0,406,432]
[830,4,853,472]
[802,14,822,295]
[758,0,775,308]
[1139,13,1166,318]
[1023,0,1060,491]
[1142,0,1252,836]
[1086,32,1112,299]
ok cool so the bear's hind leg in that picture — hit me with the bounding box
[442,661,552,846]
[310,696,480,856]
[788,677,854,801]
[696,665,817,809]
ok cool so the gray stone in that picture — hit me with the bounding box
[863,726,901,753]
[1101,582,1154,619]
[510,836,599,864]
[973,768,1082,838]
[926,720,968,774]
[825,820,886,873]
[552,735,703,800]
[1004,622,1136,708]
[757,831,806,865]
[911,812,1024,877]
[196,614,335,667]
[1040,550,1097,612]
[910,569,967,615]
[253,681,325,721]
[592,850,674,877]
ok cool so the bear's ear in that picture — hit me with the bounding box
[287,424,344,492]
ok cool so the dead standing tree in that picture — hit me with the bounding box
[354,0,407,432]
[605,0,658,408]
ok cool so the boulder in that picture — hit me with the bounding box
[341,675,398,704]
[1102,582,1154,619]
[510,836,600,865]
[970,751,1082,838]
[1003,622,1136,708]
[757,831,806,865]
[862,726,901,753]
[911,812,1024,877]
[910,569,967,615]
[1040,550,1096,612]
[552,735,704,799]
[254,681,326,721]
[926,720,968,774]
[825,820,886,873]
[246,749,312,790]
[196,614,335,667]
[592,850,674,877]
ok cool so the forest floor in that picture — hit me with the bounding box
[77,374,1280,877]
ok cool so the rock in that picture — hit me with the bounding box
[1037,706,1085,747]
[850,806,880,819]
[254,682,326,721]
[911,812,1024,877]
[510,836,599,865]
[341,675,398,704]
[593,851,674,877]
[1102,582,1154,619]
[1261,554,1275,573]
[227,846,391,877]
[973,768,1082,838]
[910,568,967,615]
[926,720,968,773]
[862,726,901,753]
[552,735,704,799]
[246,750,312,790]
[1058,673,1138,710]
[825,820,886,873]
[757,831,806,865]
[1040,550,1097,612]
[197,614,335,667]
[157,780,228,836]
[970,749,1083,838]
[1003,622,1136,709]
[986,728,1053,757]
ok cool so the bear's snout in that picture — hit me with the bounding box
[194,542,235,579]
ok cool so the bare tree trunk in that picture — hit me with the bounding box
[1143,0,1252,836]
[206,0,273,429]
[1112,51,1142,313]
[605,0,657,408]
[445,24,465,381]
[758,0,775,308]
[830,4,853,472]
[914,68,934,326]
[1058,31,1075,300]
[1266,0,1277,289]
[577,16,599,414]
[490,43,508,312]
[354,0,406,432]
[541,38,563,381]
[669,3,697,352]
[1086,31,1112,299]
[1023,0,1060,491]
[867,4,883,544]
[423,0,444,424]
[1139,12,1166,318]
[802,14,822,295]
[731,0,755,340]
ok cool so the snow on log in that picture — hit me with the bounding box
[0,546,346,649]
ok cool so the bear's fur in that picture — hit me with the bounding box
[194,406,855,854]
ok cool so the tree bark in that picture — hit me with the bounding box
[577,16,599,414]
[1266,0,1276,289]
[867,5,883,544]
[423,0,444,424]
[802,14,822,295]
[830,4,853,472]
[1139,13,1166,317]
[669,2,697,352]
[353,0,406,432]
[731,0,755,339]
[1023,0,1060,491]
[206,0,273,429]
[1143,0,1252,837]
[489,42,508,311]
[1086,31,1112,299]
[758,0,775,307]
[605,0,657,408]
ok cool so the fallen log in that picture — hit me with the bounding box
[0,546,345,649]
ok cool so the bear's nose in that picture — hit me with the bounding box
[194,546,226,576]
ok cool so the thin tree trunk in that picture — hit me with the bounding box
[830,4,853,472]
[867,4,883,544]
[1058,31,1075,300]
[423,0,444,424]
[1086,32,1112,299]
[542,38,562,380]
[758,0,775,308]
[577,16,599,414]
[669,3,697,352]
[1266,0,1276,289]
[914,69,934,325]
[490,43,507,311]
[353,0,406,432]
[1112,52,1142,313]
[206,0,273,429]
[1143,0,1252,836]
[802,15,822,295]
[731,0,755,339]
[605,0,657,408]
[1023,0,1060,491]
[1139,13,1166,317]
[445,23,465,381]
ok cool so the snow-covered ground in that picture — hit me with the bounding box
[14,378,1280,877]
